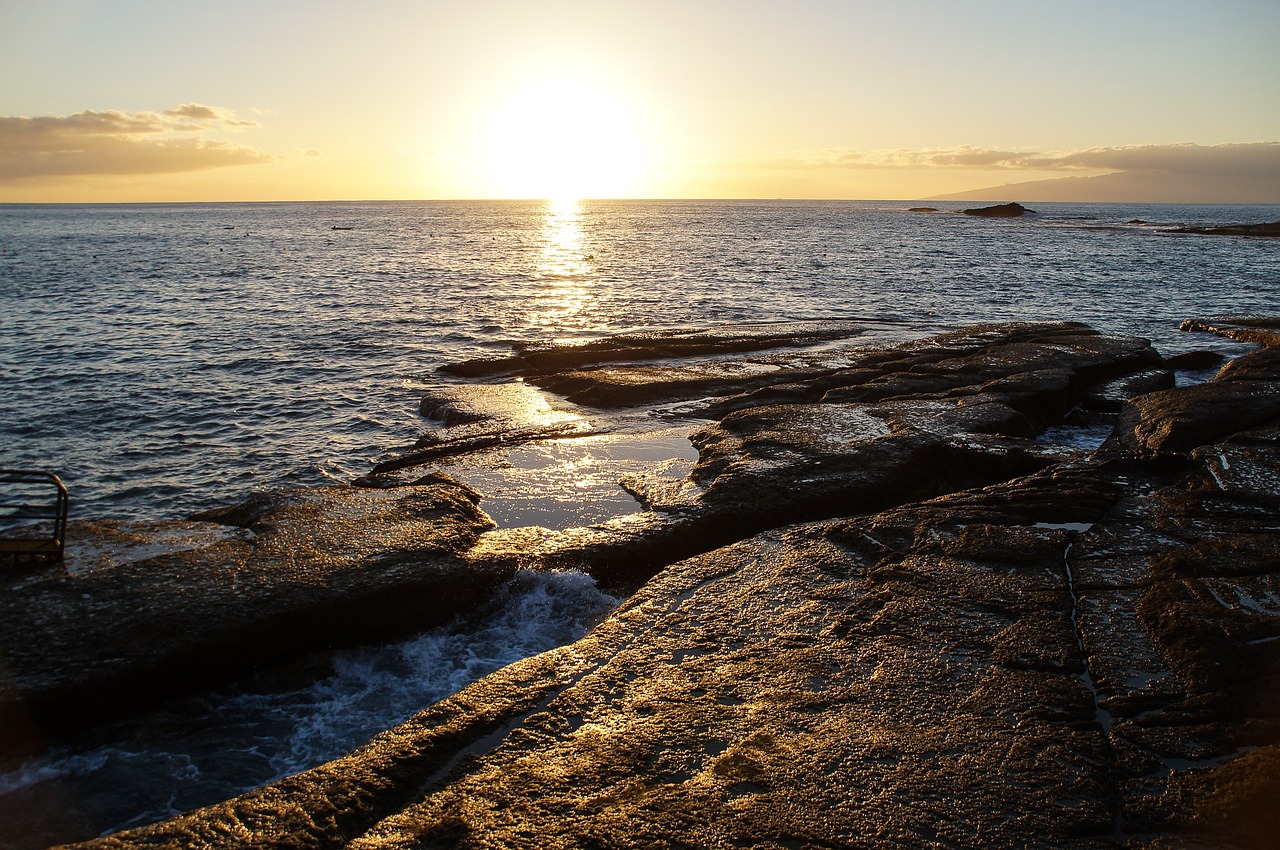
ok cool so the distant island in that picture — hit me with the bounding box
[930,170,1280,204]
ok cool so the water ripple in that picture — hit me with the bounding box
[2,199,1278,521]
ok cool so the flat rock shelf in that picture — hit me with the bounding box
[2,317,1278,850]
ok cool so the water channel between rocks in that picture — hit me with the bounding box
[0,421,707,849]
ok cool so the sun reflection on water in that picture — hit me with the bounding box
[529,199,595,330]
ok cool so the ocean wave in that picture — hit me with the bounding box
[0,569,618,848]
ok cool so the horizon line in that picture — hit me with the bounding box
[4,197,1280,206]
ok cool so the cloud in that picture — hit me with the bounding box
[166,103,223,121]
[0,104,271,181]
[770,142,1280,182]
[1026,143,1280,180]
[165,103,260,128]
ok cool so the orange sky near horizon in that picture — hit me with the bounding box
[2,0,1278,203]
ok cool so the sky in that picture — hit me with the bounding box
[1,0,1278,203]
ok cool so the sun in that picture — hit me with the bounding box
[481,76,645,200]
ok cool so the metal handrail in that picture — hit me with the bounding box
[0,469,69,564]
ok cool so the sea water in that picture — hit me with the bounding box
[0,569,618,848]
[2,200,1279,845]
[4,199,1279,522]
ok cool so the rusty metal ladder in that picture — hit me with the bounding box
[0,469,69,565]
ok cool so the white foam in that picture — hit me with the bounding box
[1036,424,1113,451]
[252,568,620,778]
[1033,522,1095,533]
[0,570,618,828]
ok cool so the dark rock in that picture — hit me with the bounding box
[532,322,1159,423]
[816,325,1161,426]
[530,358,844,409]
[78,400,1280,849]
[0,479,502,746]
[37,319,1280,849]
[1181,315,1280,347]
[1216,344,1280,381]
[1108,343,1280,455]
[1168,221,1280,238]
[1174,746,1280,849]
[1112,381,1280,455]
[1166,350,1225,372]
[353,324,1174,601]
[410,324,1167,589]
[962,202,1034,217]
[378,322,1162,479]
[908,206,939,212]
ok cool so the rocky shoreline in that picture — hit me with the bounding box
[2,317,1278,849]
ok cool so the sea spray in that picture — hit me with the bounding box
[0,569,619,850]
[262,568,619,777]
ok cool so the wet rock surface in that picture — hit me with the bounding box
[0,478,500,745]
[8,318,1280,849]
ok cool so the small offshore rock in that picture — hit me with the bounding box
[963,202,1034,217]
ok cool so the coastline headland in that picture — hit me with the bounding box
[3,317,1279,849]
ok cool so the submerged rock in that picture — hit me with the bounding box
[1168,221,1280,238]
[438,320,870,379]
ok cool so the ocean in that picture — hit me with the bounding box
[4,199,1279,523]
[2,199,1279,845]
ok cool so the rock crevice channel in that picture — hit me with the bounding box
[2,317,1278,849]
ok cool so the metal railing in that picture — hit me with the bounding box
[0,469,69,565]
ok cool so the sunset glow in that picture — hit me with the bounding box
[1,1,1277,203]
[530,198,594,329]
[479,77,646,200]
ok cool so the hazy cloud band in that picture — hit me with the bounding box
[771,142,1280,181]
[0,104,271,181]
